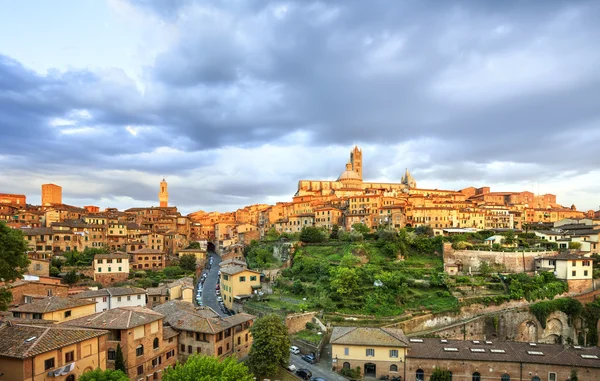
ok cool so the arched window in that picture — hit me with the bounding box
[108,348,116,360]
[416,369,424,381]
[390,364,398,372]
[66,375,75,381]
[136,345,144,356]
[343,362,350,369]
[531,377,541,381]
[472,372,481,381]
[501,374,510,381]
[153,338,159,349]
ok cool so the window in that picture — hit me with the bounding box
[416,369,424,381]
[472,372,481,381]
[250,276,257,281]
[180,344,185,352]
[366,348,375,357]
[344,347,349,356]
[154,338,159,349]
[65,350,74,362]
[218,347,223,355]
[98,267,102,272]
[585,270,589,276]
[501,374,510,381]
[572,271,576,277]
[64,310,72,318]
[136,345,144,356]
[389,349,398,358]
[531,377,541,381]
[118,267,122,271]
[102,296,107,302]
[188,345,192,354]
[127,296,131,301]
[108,348,116,360]
[239,276,246,282]
[137,365,144,375]
[390,364,398,372]
[343,362,350,369]
[44,358,55,370]
[33,313,42,319]
[548,373,557,381]
[138,294,142,300]
[66,375,75,381]
[197,347,201,353]
[117,297,122,302]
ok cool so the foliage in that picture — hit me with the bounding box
[415,225,434,237]
[330,224,340,239]
[430,367,452,381]
[163,355,253,381]
[247,314,291,379]
[0,221,31,308]
[569,242,582,250]
[115,343,125,373]
[505,272,567,302]
[351,223,370,235]
[179,253,197,272]
[330,267,360,297]
[299,226,327,243]
[50,266,60,277]
[502,230,516,245]
[63,269,80,284]
[569,369,578,381]
[162,266,184,278]
[529,298,583,329]
[79,368,129,381]
[294,329,322,345]
[245,242,278,269]
[340,366,361,379]
[265,228,280,241]
[478,261,492,277]
[186,241,201,249]
[64,247,108,266]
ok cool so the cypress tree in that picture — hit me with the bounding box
[115,343,126,373]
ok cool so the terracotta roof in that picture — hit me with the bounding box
[331,327,409,347]
[0,324,107,359]
[219,259,247,268]
[61,307,163,329]
[162,326,179,339]
[153,302,254,334]
[9,296,96,313]
[19,227,55,236]
[406,338,600,368]
[73,287,147,299]
[147,287,168,296]
[537,253,589,261]
[94,252,128,259]
[133,248,164,254]
[220,265,259,276]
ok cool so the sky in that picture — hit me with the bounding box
[1,0,600,215]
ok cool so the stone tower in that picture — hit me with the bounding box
[159,178,169,208]
[350,146,363,181]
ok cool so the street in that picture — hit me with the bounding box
[200,252,228,317]
[289,352,347,381]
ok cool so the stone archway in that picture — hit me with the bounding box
[541,333,561,344]
[207,242,216,252]
[364,363,376,377]
[518,320,539,342]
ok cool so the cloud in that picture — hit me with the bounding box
[1,0,600,213]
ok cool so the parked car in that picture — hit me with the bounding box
[301,354,317,364]
[287,364,297,372]
[310,378,326,381]
[217,296,223,302]
[215,284,220,290]
[296,369,312,380]
[290,346,300,355]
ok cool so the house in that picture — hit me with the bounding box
[62,307,177,380]
[153,301,255,361]
[146,287,169,308]
[164,278,194,304]
[5,279,68,307]
[176,248,206,263]
[130,248,165,270]
[535,253,593,293]
[9,296,97,323]
[331,327,409,379]
[0,323,108,381]
[73,287,147,312]
[93,252,129,287]
[220,265,261,309]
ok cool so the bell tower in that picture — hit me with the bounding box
[159,178,169,207]
[350,146,363,180]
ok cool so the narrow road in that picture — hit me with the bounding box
[289,353,347,381]
[201,252,228,317]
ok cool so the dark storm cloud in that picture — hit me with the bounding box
[2,0,600,211]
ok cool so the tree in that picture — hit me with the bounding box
[352,223,370,235]
[569,242,582,250]
[503,230,516,245]
[63,269,79,285]
[179,253,197,272]
[265,227,280,241]
[299,226,327,243]
[115,343,125,373]
[430,367,452,381]
[415,225,433,236]
[479,261,492,277]
[330,267,360,297]
[569,369,578,381]
[163,266,184,278]
[163,354,253,381]
[247,314,291,379]
[186,241,201,249]
[79,368,129,381]
[0,222,30,310]
[330,224,340,239]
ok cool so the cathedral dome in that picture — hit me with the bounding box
[338,169,361,182]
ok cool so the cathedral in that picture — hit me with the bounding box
[295,146,417,197]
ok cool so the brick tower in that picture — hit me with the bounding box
[159,178,168,208]
[350,146,363,181]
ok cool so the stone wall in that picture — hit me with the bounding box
[94,272,129,287]
[443,242,558,274]
[567,279,594,294]
[9,282,68,306]
[61,265,95,278]
[286,311,318,334]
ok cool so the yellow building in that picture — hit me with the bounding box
[220,265,261,309]
[9,296,97,323]
[176,248,207,262]
[331,327,409,379]
[0,324,108,381]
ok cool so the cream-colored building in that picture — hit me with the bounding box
[93,252,130,286]
[331,327,409,379]
[9,296,97,323]
[220,266,261,309]
[0,324,108,381]
[535,253,593,293]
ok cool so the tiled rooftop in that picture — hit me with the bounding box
[61,307,163,330]
[9,296,96,313]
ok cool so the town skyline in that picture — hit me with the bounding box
[2,1,600,214]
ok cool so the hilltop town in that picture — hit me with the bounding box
[1,146,600,381]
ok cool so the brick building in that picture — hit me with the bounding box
[0,193,26,205]
[6,279,68,307]
[41,183,62,206]
[93,253,130,287]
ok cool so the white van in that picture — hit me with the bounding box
[290,346,300,355]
